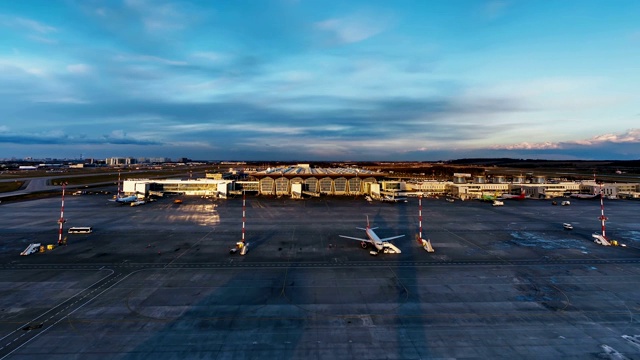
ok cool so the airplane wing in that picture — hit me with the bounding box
[339,235,371,243]
[380,234,405,242]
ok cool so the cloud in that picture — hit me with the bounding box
[0,130,161,146]
[315,14,391,44]
[191,51,227,63]
[33,97,88,104]
[114,54,188,66]
[67,64,91,74]
[0,59,48,77]
[0,16,58,44]
[123,0,194,32]
[0,90,525,152]
[463,76,610,110]
[28,35,58,44]
[490,142,561,150]
[572,129,640,145]
[482,0,510,20]
[492,129,640,150]
[2,16,57,34]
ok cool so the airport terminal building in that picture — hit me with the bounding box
[123,165,392,198]
[122,166,640,200]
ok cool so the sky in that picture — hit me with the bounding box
[1,0,639,161]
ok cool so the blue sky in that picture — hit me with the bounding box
[1,0,639,161]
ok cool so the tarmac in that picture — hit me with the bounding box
[1,193,640,359]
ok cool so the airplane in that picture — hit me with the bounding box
[570,193,599,199]
[130,200,146,207]
[339,216,404,255]
[111,194,138,204]
[110,170,140,204]
[500,189,526,200]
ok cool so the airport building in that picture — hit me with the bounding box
[123,178,234,198]
[121,165,640,200]
[107,157,136,166]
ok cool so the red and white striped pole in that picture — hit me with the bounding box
[599,182,607,238]
[57,182,66,245]
[417,195,423,244]
[241,190,246,244]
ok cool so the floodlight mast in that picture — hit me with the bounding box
[241,190,246,244]
[230,189,249,255]
[416,195,423,244]
[57,182,67,246]
[598,182,608,238]
[417,195,435,252]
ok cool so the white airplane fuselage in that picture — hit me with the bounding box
[115,195,138,204]
[365,227,385,251]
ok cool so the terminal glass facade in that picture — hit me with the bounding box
[260,178,275,195]
[334,177,347,194]
[275,177,290,195]
[305,178,318,193]
[348,177,362,194]
[319,177,333,194]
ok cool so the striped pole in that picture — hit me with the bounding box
[57,183,66,245]
[417,195,423,244]
[598,182,607,238]
[241,190,246,243]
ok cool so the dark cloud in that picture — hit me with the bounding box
[1,91,526,150]
[0,134,65,145]
[0,132,161,146]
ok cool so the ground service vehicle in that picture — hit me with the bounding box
[68,227,93,234]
